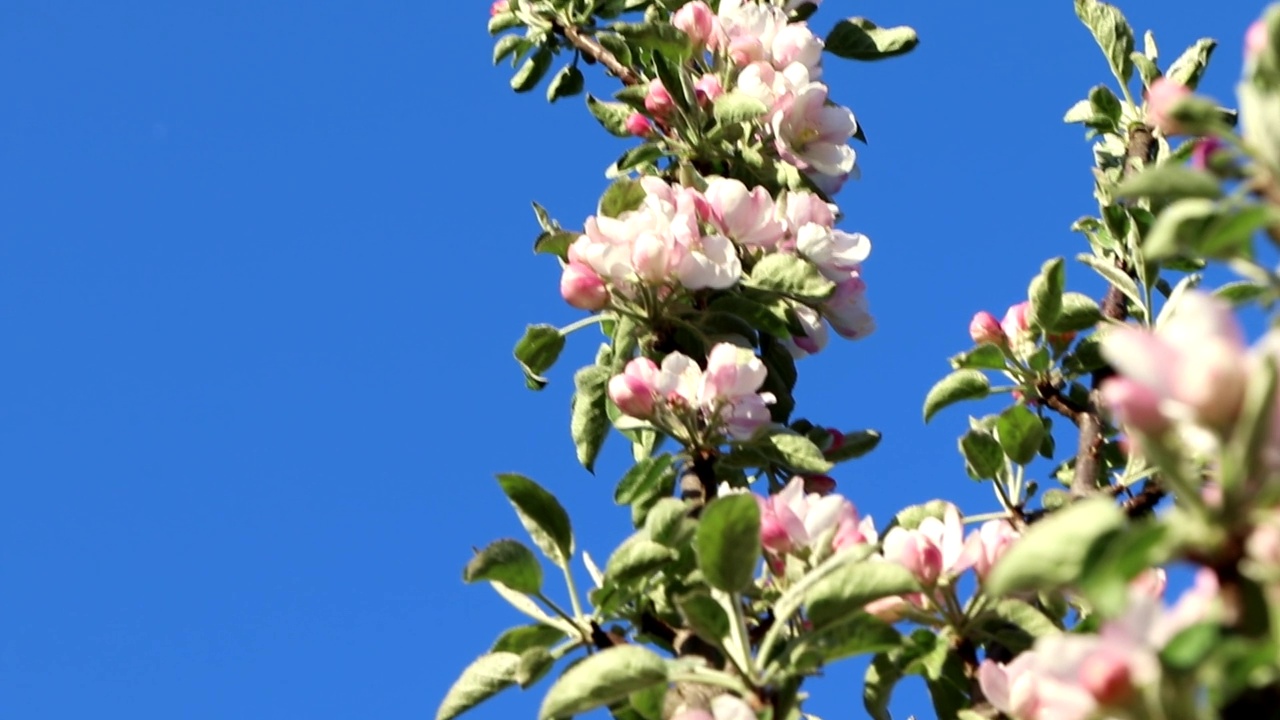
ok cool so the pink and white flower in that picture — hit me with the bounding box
[881,503,971,586]
[756,476,877,556]
[823,274,875,340]
[704,178,786,248]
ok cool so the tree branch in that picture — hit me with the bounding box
[554,21,640,86]
[1071,125,1155,497]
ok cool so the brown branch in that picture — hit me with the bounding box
[554,21,640,86]
[1035,381,1086,426]
[1071,125,1155,497]
[1121,479,1166,518]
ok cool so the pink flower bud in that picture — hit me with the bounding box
[489,0,510,16]
[624,112,653,137]
[1078,650,1135,707]
[608,358,661,418]
[694,73,724,105]
[969,311,1006,346]
[1247,19,1269,63]
[1191,137,1226,170]
[672,1,717,49]
[1100,377,1169,434]
[1146,77,1192,135]
[644,79,675,116]
[1000,301,1030,339]
[560,261,609,311]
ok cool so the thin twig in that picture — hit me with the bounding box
[554,21,640,86]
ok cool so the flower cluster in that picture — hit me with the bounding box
[756,476,878,559]
[978,570,1220,720]
[1099,291,1280,467]
[969,301,1075,360]
[608,342,776,442]
[562,176,873,349]
[655,0,859,194]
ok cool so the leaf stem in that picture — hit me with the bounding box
[559,314,606,336]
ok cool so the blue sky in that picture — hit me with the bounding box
[0,1,1263,718]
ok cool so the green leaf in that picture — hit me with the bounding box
[675,591,731,647]
[826,429,882,463]
[709,294,793,339]
[985,498,1126,595]
[1165,38,1217,90]
[923,370,991,422]
[1215,281,1268,306]
[571,366,611,473]
[605,535,677,582]
[769,545,879,630]
[599,178,647,217]
[1028,257,1066,331]
[1074,0,1135,83]
[595,32,633,66]
[1114,164,1223,202]
[1088,84,1123,132]
[496,473,574,567]
[612,21,693,61]
[644,497,690,546]
[758,433,835,473]
[488,11,522,35]
[949,344,1007,371]
[517,646,556,688]
[614,454,676,505]
[463,539,543,595]
[1142,197,1220,260]
[614,144,665,173]
[712,91,768,124]
[1161,621,1220,670]
[805,561,920,630]
[1052,292,1103,332]
[538,645,669,720]
[743,253,836,301]
[825,17,919,61]
[983,599,1061,652]
[547,64,585,103]
[437,652,522,720]
[512,47,554,93]
[863,631,939,720]
[996,405,1045,466]
[491,624,567,654]
[587,94,637,138]
[1077,253,1143,309]
[696,494,761,592]
[514,324,566,390]
[493,35,525,65]
[774,613,900,673]
[959,429,1004,480]
[1132,52,1159,87]
[534,230,578,259]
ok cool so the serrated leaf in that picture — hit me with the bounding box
[709,294,793,339]
[826,17,919,61]
[712,91,768,124]
[959,429,1003,480]
[512,47,554,93]
[996,404,1045,466]
[514,324,566,390]
[605,535,676,582]
[1053,292,1103,332]
[547,64,585,102]
[805,561,920,630]
[743,253,836,301]
[1028,257,1066,331]
[464,539,543,595]
[587,94,637,138]
[1114,164,1223,202]
[696,494,761,592]
[1142,197,1219,260]
[1215,281,1268,305]
[1165,38,1217,90]
[986,498,1126,595]
[496,473,574,567]
[613,21,693,61]
[1063,98,1094,124]
[923,370,990,422]
[949,344,1007,371]
[571,366,611,473]
[614,454,676,505]
[493,35,525,65]
[491,623,567,654]
[599,177,647,217]
[436,652,522,720]
[759,433,834,473]
[826,429,882,463]
[517,646,556,688]
[534,230,578,259]
[1074,0,1135,84]
[538,645,669,720]
[1077,254,1143,308]
[644,497,689,546]
[675,591,731,647]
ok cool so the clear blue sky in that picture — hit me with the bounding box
[0,1,1261,718]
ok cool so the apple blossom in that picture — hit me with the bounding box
[672,1,721,51]
[1100,291,1249,434]
[694,73,725,104]
[959,519,1019,581]
[756,476,876,556]
[783,304,829,358]
[608,357,661,418]
[644,79,675,116]
[969,311,1006,346]
[771,78,859,179]
[1247,18,1269,63]
[771,24,823,78]
[489,0,509,16]
[704,178,785,248]
[794,224,869,281]
[560,261,609,310]
[881,503,971,586]
[823,274,875,340]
